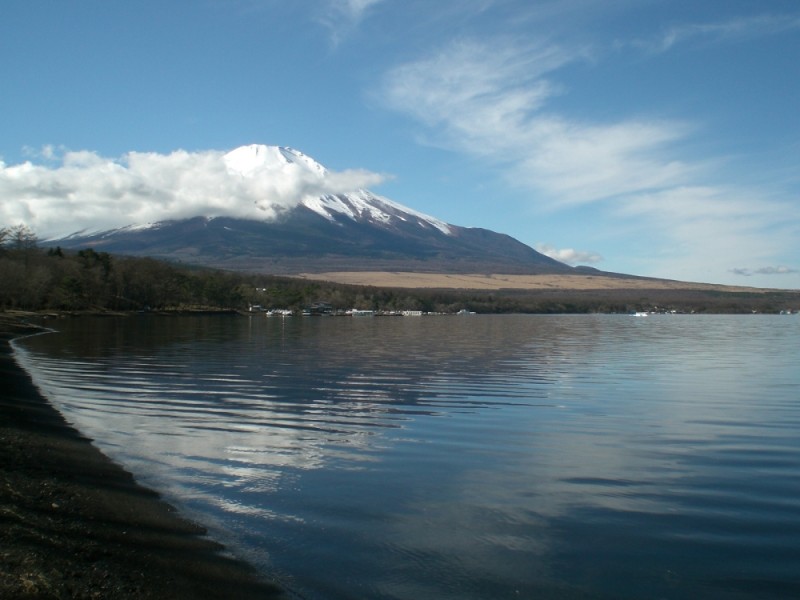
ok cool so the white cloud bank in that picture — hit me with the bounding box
[0,146,385,239]
[535,243,602,266]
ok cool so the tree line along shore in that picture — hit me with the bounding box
[2,224,798,315]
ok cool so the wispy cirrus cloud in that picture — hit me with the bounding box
[631,13,800,54]
[380,37,694,206]
[378,31,799,285]
[317,0,387,45]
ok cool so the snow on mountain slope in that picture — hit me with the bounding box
[303,191,452,235]
[223,144,452,235]
[54,221,166,241]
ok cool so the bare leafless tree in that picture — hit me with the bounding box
[6,224,38,251]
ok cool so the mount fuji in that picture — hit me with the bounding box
[53,144,576,275]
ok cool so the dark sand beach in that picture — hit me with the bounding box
[0,316,285,599]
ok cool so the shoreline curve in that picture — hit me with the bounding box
[0,316,285,599]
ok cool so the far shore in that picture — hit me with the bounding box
[0,314,285,599]
[293,271,784,293]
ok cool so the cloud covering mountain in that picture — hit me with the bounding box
[0,145,386,238]
[6,143,567,275]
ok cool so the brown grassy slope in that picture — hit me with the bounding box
[293,271,776,292]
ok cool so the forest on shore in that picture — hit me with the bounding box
[2,224,798,315]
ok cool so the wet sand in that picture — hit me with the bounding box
[0,316,285,599]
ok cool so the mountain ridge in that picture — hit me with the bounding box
[52,144,576,276]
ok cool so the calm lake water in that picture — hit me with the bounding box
[13,314,800,599]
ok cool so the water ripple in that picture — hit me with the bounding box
[13,314,800,600]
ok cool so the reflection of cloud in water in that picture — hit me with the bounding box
[16,315,796,492]
[14,315,800,599]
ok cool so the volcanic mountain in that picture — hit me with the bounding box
[54,145,575,275]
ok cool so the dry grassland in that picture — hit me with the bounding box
[295,271,767,293]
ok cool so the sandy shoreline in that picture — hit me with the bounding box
[0,316,285,599]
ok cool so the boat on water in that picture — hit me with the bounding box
[632,311,649,317]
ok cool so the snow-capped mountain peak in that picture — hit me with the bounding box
[224,144,327,177]
[223,144,451,235]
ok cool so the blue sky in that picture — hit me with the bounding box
[2,0,799,288]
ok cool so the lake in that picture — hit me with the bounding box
[13,314,800,599]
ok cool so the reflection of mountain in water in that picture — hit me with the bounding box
[14,315,800,600]
[15,316,590,481]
